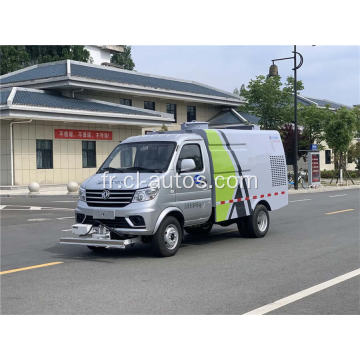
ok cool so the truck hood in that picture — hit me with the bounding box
[81,172,163,191]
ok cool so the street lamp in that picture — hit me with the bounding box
[268,45,303,190]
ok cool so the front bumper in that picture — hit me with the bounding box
[76,200,162,235]
[60,224,142,249]
[60,236,141,249]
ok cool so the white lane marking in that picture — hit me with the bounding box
[1,209,46,211]
[0,205,30,209]
[0,206,73,211]
[61,228,73,232]
[27,218,51,222]
[243,268,360,315]
[42,207,74,211]
[329,194,347,198]
[29,206,42,210]
[57,216,74,220]
[289,199,312,203]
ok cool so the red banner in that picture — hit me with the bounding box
[54,129,112,140]
[311,153,320,182]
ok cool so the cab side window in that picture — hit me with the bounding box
[177,144,203,172]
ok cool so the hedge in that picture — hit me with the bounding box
[321,169,360,178]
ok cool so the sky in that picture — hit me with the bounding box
[131,46,359,107]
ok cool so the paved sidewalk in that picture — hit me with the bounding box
[288,184,360,194]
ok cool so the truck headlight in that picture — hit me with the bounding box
[133,187,159,202]
[79,187,86,201]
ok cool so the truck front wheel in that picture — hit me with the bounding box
[152,216,183,257]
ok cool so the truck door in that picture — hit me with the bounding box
[175,141,212,224]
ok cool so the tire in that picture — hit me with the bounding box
[152,216,183,257]
[237,216,251,237]
[247,204,270,238]
[185,222,213,235]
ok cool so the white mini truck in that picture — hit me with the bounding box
[60,123,288,256]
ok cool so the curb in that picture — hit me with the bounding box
[0,192,78,198]
[288,184,360,194]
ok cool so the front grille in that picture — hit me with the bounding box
[86,189,135,207]
[76,213,132,228]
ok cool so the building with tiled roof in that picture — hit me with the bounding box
[0,60,244,185]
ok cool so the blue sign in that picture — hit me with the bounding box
[310,144,318,151]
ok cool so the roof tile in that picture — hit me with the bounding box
[2,88,165,117]
[0,63,67,85]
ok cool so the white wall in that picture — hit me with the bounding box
[2,120,142,186]
[85,46,111,65]
[78,90,222,126]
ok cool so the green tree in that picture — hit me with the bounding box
[239,75,303,130]
[0,46,30,74]
[233,84,245,96]
[280,123,307,164]
[233,88,240,96]
[283,103,329,150]
[324,107,357,172]
[111,45,135,70]
[0,45,90,75]
[353,106,360,135]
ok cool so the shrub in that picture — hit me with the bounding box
[321,169,360,178]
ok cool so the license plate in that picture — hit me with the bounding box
[93,209,115,220]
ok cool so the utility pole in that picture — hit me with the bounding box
[293,45,299,189]
[268,46,303,189]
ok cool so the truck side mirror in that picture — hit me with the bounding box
[180,158,196,173]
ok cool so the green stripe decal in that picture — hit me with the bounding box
[205,129,236,222]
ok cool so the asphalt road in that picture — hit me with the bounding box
[1,189,359,314]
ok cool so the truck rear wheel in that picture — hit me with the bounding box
[249,204,269,237]
[152,216,183,257]
[237,217,251,237]
[237,204,269,238]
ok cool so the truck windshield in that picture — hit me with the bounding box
[98,141,176,173]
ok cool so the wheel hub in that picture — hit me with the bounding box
[257,211,268,232]
[164,225,179,250]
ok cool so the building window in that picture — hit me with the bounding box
[176,144,203,172]
[325,149,331,164]
[144,101,155,111]
[187,106,196,122]
[82,141,97,168]
[120,98,132,106]
[166,103,177,121]
[36,140,53,169]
